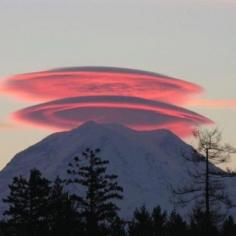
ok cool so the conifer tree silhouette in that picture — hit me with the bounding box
[3,169,50,236]
[67,148,123,235]
[48,177,82,236]
[128,206,153,236]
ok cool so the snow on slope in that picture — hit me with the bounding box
[0,121,235,218]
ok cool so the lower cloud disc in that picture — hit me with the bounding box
[12,96,213,137]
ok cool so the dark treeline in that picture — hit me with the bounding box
[0,146,236,236]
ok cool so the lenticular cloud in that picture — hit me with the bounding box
[1,66,213,137]
[2,67,202,104]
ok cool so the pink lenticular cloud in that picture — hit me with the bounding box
[1,67,203,105]
[12,96,213,137]
[1,66,215,137]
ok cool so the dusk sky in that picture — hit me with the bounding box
[0,0,236,170]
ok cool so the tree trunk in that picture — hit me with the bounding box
[205,148,210,217]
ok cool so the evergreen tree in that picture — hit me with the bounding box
[189,206,219,236]
[152,206,167,236]
[0,223,6,236]
[128,206,153,236]
[166,210,188,236]
[221,216,236,236]
[67,148,123,235]
[3,175,28,235]
[101,216,127,236]
[47,177,84,236]
[3,169,50,236]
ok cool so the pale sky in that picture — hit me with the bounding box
[0,0,235,170]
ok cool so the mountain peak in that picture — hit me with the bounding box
[78,120,100,128]
[76,120,133,131]
[72,121,180,140]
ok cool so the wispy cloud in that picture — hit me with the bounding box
[188,99,236,109]
[0,123,13,129]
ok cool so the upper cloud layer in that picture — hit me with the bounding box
[1,67,203,105]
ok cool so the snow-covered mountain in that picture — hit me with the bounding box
[0,121,235,218]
